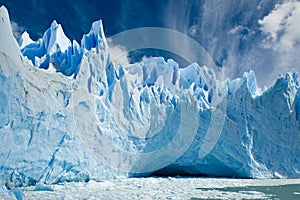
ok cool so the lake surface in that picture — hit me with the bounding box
[21,177,300,199]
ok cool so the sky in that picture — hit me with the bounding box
[1,0,300,88]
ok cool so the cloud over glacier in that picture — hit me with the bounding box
[257,0,300,89]
[259,0,300,51]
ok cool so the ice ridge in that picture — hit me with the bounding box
[18,18,109,77]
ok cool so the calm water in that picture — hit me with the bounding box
[20,177,300,199]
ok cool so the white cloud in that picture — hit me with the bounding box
[255,0,300,88]
[107,38,130,65]
[10,20,25,40]
[259,1,300,51]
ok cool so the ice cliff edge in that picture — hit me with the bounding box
[0,6,299,187]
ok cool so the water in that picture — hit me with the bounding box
[20,177,300,199]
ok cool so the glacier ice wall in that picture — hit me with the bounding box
[0,6,299,187]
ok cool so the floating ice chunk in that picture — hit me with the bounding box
[34,183,54,191]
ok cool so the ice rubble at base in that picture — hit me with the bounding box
[0,5,299,188]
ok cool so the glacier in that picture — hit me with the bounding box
[0,5,299,188]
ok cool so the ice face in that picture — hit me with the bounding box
[0,6,299,187]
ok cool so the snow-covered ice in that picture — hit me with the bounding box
[0,5,299,189]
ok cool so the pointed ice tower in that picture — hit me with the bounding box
[76,20,112,96]
[0,6,23,76]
